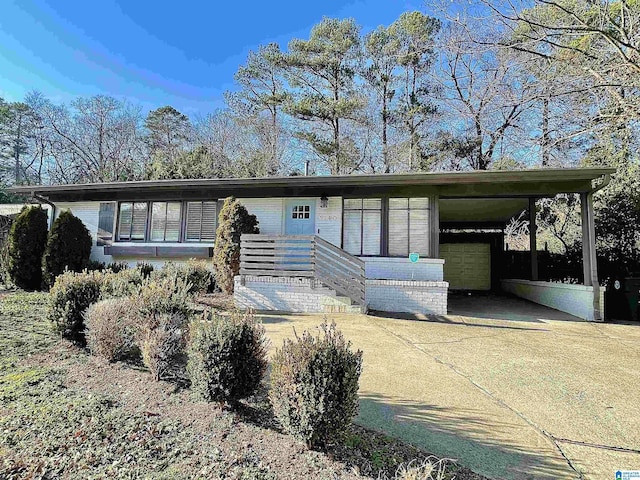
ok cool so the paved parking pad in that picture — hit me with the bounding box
[260,298,640,479]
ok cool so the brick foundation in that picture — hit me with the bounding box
[365,279,448,315]
[234,276,363,313]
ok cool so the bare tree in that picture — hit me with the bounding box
[431,22,538,170]
[38,95,144,183]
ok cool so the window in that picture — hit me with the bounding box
[117,202,148,241]
[343,198,382,256]
[97,202,116,246]
[185,201,217,241]
[292,205,310,219]
[388,197,430,256]
[150,202,182,242]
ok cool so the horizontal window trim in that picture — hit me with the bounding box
[104,244,214,258]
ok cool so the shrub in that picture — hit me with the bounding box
[7,206,48,290]
[269,322,363,449]
[136,262,154,278]
[187,310,268,405]
[86,260,106,271]
[137,312,188,381]
[130,276,194,380]
[106,261,129,273]
[85,298,139,362]
[100,268,145,299]
[152,260,215,295]
[132,276,193,319]
[42,210,92,287]
[47,271,103,344]
[213,197,259,294]
[0,239,12,287]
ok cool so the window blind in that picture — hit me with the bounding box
[117,202,148,241]
[388,197,430,256]
[186,201,217,241]
[343,198,382,256]
[150,202,181,242]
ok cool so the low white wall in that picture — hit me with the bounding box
[362,257,444,281]
[234,276,362,313]
[366,279,448,315]
[234,275,448,315]
[501,279,604,322]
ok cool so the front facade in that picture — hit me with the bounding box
[10,168,614,320]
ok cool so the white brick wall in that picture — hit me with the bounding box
[238,198,285,234]
[234,276,362,313]
[234,275,448,315]
[366,279,448,315]
[315,196,342,246]
[501,279,604,321]
[362,257,444,281]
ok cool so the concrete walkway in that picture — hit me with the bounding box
[260,298,640,480]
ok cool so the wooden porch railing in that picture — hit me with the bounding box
[240,234,366,306]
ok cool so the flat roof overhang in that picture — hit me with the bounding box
[8,168,615,203]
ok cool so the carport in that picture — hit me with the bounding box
[433,168,615,321]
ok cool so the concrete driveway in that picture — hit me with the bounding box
[260,296,640,480]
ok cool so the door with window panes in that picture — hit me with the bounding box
[285,199,315,235]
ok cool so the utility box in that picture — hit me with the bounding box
[605,277,640,321]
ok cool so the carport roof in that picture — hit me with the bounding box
[8,167,614,202]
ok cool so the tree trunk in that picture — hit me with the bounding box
[382,83,389,173]
[542,95,550,166]
[14,115,21,184]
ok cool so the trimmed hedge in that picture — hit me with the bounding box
[187,310,268,404]
[7,206,48,290]
[270,322,363,449]
[85,298,139,362]
[42,210,92,287]
[47,271,103,344]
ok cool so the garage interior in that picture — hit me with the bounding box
[438,197,530,292]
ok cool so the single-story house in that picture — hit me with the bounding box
[9,167,614,321]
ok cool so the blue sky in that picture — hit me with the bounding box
[0,0,426,116]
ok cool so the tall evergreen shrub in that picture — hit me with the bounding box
[42,210,92,287]
[213,197,259,294]
[7,206,48,290]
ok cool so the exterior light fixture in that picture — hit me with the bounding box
[320,194,329,208]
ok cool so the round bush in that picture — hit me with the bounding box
[42,210,92,287]
[187,311,268,404]
[47,271,103,344]
[129,276,194,380]
[85,298,139,362]
[269,322,363,449]
[7,206,48,290]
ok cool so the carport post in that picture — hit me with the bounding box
[529,197,538,281]
[580,191,602,321]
